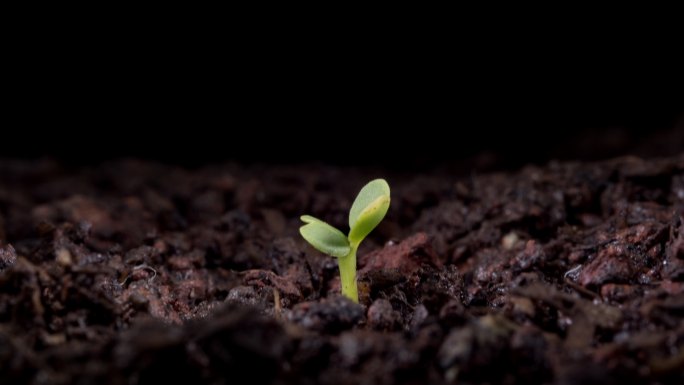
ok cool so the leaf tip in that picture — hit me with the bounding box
[300,215,315,223]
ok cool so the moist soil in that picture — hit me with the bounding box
[1,156,684,385]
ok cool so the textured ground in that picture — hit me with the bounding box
[1,155,683,384]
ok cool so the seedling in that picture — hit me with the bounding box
[299,179,390,303]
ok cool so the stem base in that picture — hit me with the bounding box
[338,248,358,303]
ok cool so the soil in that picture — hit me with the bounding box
[1,156,684,385]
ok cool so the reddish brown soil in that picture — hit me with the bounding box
[1,156,684,384]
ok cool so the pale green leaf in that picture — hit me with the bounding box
[349,179,390,228]
[299,215,351,257]
[348,179,390,245]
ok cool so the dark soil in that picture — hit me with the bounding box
[1,156,684,385]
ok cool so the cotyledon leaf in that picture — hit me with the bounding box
[348,179,390,245]
[349,179,390,228]
[299,215,351,257]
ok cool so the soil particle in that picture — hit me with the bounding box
[0,244,17,270]
[600,283,638,302]
[437,315,516,383]
[287,296,364,333]
[359,232,441,277]
[367,298,402,331]
[578,245,634,288]
[242,269,302,306]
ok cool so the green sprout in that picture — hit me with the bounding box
[299,179,390,303]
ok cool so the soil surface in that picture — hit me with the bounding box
[1,156,684,385]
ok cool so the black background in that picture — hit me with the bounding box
[6,35,683,171]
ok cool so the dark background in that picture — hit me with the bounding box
[6,37,683,171]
